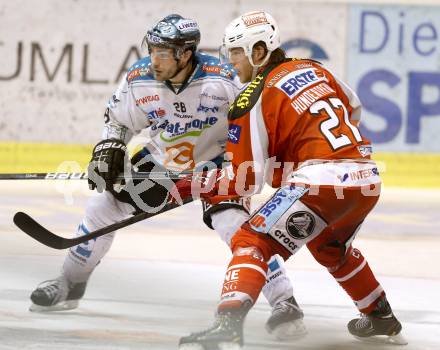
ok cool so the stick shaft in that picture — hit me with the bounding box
[0,171,191,180]
[13,198,193,249]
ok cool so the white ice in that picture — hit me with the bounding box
[0,182,439,350]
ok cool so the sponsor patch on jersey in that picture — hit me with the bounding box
[202,65,222,74]
[249,186,308,234]
[197,104,219,113]
[228,63,274,120]
[266,196,327,255]
[357,145,373,157]
[164,142,195,169]
[275,68,326,99]
[242,11,269,27]
[147,108,166,120]
[173,112,193,119]
[136,94,160,105]
[155,116,218,142]
[337,173,350,183]
[202,64,233,78]
[266,68,290,88]
[108,94,120,108]
[127,66,150,82]
[337,167,379,184]
[294,62,314,69]
[286,211,316,239]
[227,124,242,144]
[350,167,379,181]
[290,82,335,115]
[200,92,228,102]
[234,74,264,109]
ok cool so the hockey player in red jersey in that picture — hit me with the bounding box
[177,10,407,349]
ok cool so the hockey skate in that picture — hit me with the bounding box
[179,310,246,350]
[29,275,87,312]
[348,297,407,345]
[265,296,307,340]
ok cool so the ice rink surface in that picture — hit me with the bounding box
[0,181,439,350]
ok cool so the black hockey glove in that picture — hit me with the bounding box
[87,139,127,192]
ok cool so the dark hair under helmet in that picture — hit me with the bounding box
[144,14,201,55]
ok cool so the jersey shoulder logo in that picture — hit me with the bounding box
[201,64,234,79]
[127,57,153,82]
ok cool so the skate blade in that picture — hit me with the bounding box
[178,344,204,350]
[29,300,79,313]
[354,332,408,346]
[268,319,307,341]
[178,342,241,350]
[218,343,241,350]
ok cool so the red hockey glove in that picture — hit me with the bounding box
[169,168,237,204]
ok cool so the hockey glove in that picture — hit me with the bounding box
[88,139,127,192]
[170,168,238,204]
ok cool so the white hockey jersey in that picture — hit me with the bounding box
[102,53,241,171]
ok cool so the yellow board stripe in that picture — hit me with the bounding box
[372,152,440,188]
[2,143,92,172]
[1,143,439,188]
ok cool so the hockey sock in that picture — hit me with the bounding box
[219,255,268,312]
[330,248,384,314]
[262,254,293,307]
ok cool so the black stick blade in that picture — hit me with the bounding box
[13,212,70,249]
[12,198,193,250]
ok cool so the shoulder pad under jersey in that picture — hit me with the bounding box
[126,56,154,82]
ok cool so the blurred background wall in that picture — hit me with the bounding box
[0,0,439,187]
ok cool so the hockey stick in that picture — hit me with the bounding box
[0,171,193,180]
[13,197,194,250]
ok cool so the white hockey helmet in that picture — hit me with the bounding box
[221,11,281,67]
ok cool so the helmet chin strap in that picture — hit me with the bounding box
[248,51,272,81]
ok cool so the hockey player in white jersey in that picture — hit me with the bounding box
[29,14,305,339]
